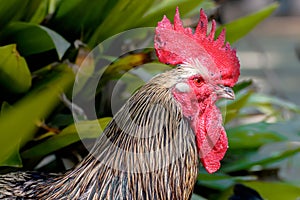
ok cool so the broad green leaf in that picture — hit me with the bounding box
[227,122,286,149]
[222,141,300,172]
[219,181,300,200]
[49,0,119,42]
[278,153,300,184]
[217,2,279,43]
[21,118,112,159]
[232,80,253,94]
[0,44,31,93]
[1,102,12,116]
[100,53,151,84]
[28,0,52,24]
[0,22,70,59]
[197,172,256,191]
[89,0,155,46]
[191,193,207,200]
[248,93,300,114]
[0,0,28,28]
[221,90,253,123]
[74,52,150,103]
[0,64,74,167]
[138,0,204,27]
[0,142,22,167]
[49,114,74,127]
[20,0,44,22]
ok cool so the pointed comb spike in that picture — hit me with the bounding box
[216,29,226,47]
[195,9,208,36]
[225,42,231,50]
[200,9,208,30]
[208,20,216,40]
[158,15,172,29]
[174,7,184,31]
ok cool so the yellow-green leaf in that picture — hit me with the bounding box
[217,2,279,43]
[0,64,74,167]
[0,44,31,93]
[21,117,112,159]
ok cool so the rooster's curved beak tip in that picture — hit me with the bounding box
[216,86,235,100]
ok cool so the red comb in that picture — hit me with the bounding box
[154,8,240,87]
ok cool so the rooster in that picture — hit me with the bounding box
[0,8,240,199]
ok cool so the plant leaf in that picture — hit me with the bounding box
[0,44,31,93]
[48,0,117,42]
[197,172,256,191]
[219,181,300,200]
[0,22,70,59]
[217,2,279,43]
[138,0,204,27]
[227,122,286,149]
[248,93,300,114]
[0,0,28,28]
[21,118,112,159]
[88,0,155,46]
[0,64,74,167]
[221,90,253,123]
[222,141,300,172]
[191,193,207,200]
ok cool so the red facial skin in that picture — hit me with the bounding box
[172,76,228,173]
[155,7,240,173]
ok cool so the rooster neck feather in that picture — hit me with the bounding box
[29,75,198,199]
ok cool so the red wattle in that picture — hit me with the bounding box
[196,103,228,173]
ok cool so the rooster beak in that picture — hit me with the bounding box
[216,85,235,100]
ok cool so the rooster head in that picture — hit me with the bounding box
[154,8,240,173]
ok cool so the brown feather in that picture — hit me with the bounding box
[0,68,199,199]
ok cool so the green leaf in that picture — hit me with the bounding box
[21,118,112,159]
[20,0,44,22]
[28,0,50,24]
[197,172,256,191]
[278,153,300,184]
[221,90,253,123]
[219,181,300,200]
[191,193,207,200]
[0,64,74,167]
[100,53,151,84]
[217,2,279,43]
[138,0,204,27]
[0,0,28,28]
[232,80,253,93]
[1,102,13,116]
[0,44,31,93]
[0,141,22,167]
[227,122,286,149]
[222,141,300,172]
[0,22,70,59]
[248,93,300,114]
[88,0,155,46]
[49,0,119,42]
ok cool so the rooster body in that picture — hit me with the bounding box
[1,68,199,199]
[0,8,240,200]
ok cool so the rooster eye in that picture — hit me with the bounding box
[193,77,204,86]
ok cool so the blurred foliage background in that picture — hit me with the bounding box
[0,0,299,199]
